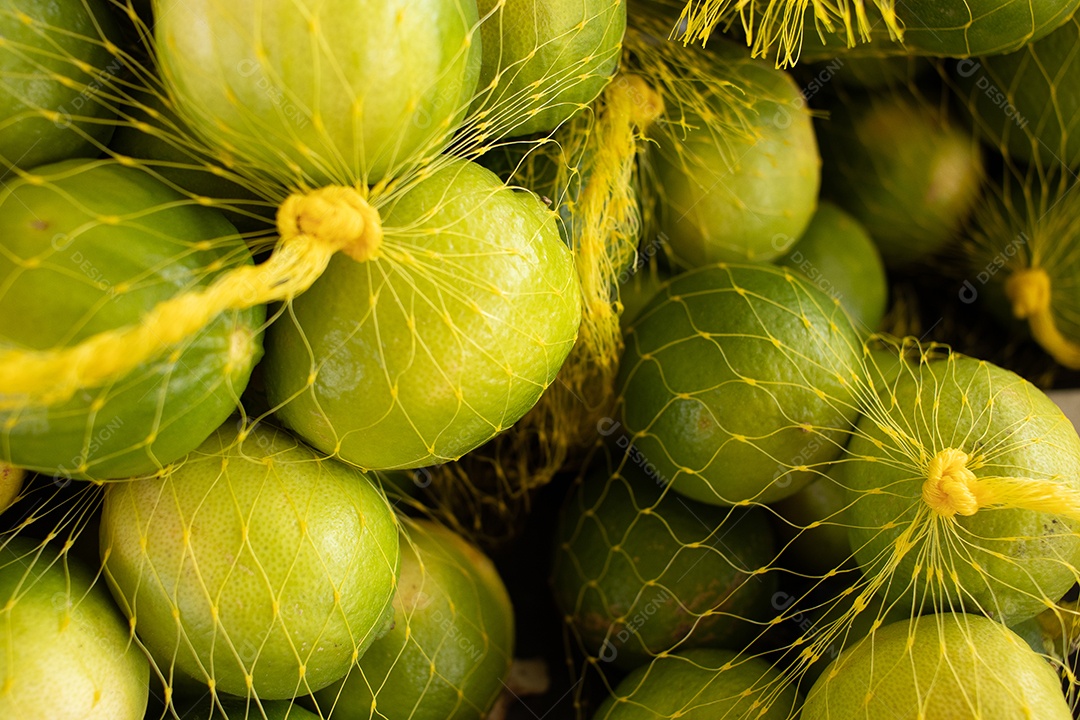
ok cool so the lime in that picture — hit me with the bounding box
[473,0,626,137]
[0,0,118,169]
[152,0,481,185]
[0,160,264,481]
[618,263,863,506]
[593,648,801,719]
[315,519,514,720]
[179,699,319,719]
[100,423,400,699]
[264,158,581,470]
[0,464,22,514]
[777,202,888,332]
[894,0,1079,57]
[962,16,1080,170]
[835,354,1080,626]
[803,612,1072,719]
[819,91,984,268]
[651,42,820,266]
[0,538,149,719]
[552,461,776,669]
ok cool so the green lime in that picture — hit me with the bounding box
[0,464,22,514]
[473,0,626,137]
[593,648,801,719]
[100,423,400,699]
[819,91,984,268]
[618,263,863,506]
[152,0,481,185]
[803,613,1072,719]
[777,202,888,332]
[315,519,514,720]
[961,16,1080,170]
[0,0,119,169]
[894,0,1079,57]
[0,538,149,719]
[179,698,319,719]
[835,354,1080,626]
[552,461,776,669]
[0,160,264,481]
[264,158,581,470]
[651,42,820,266]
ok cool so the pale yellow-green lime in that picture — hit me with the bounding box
[593,648,800,719]
[803,613,1072,719]
[100,423,400,699]
[0,538,149,720]
[315,519,514,719]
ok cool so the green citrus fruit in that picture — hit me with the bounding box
[552,461,776,669]
[961,15,1080,170]
[0,464,22,514]
[152,0,481,185]
[835,354,1080,626]
[264,158,580,470]
[0,538,149,719]
[100,423,400,699]
[819,91,984,268]
[894,0,1079,57]
[777,202,888,332]
[473,0,626,137]
[179,698,320,719]
[0,160,264,481]
[593,648,801,719]
[0,0,118,170]
[617,263,863,506]
[651,42,820,266]
[803,612,1072,719]
[315,519,514,720]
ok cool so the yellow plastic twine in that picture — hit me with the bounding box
[672,0,903,67]
[0,186,382,409]
[922,447,1080,522]
[1006,267,1080,369]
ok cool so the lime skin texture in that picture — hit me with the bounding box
[617,263,863,506]
[0,0,119,170]
[315,519,514,720]
[803,612,1073,720]
[264,157,581,471]
[836,354,1080,626]
[592,647,801,719]
[0,159,264,481]
[152,0,482,185]
[100,423,401,699]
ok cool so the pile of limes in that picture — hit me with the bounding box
[4,1,1080,719]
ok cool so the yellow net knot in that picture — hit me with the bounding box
[1003,266,1080,369]
[610,74,665,131]
[277,185,383,263]
[923,448,983,518]
[1005,267,1052,320]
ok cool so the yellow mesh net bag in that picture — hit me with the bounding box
[7,1,1080,719]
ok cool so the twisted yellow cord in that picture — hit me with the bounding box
[923,447,1080,522]
[1006,267,1080,369]
[0,186,382,409]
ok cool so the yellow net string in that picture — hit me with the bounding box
[1006,267,1080,370]
[0,185,381,409]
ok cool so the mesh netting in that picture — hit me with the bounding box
[6,1,1080,719]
